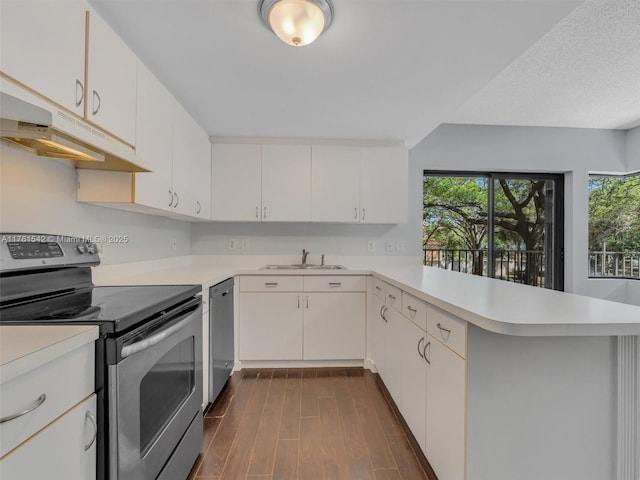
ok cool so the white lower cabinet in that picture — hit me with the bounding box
[303,292,365,360]
[425,335,466,480]
[0,394,97,480]
[239,292,303,360]
[238,275,366,362]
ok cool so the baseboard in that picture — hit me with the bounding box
[235,359,365,369]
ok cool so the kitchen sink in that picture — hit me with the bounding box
[260,264,346,270]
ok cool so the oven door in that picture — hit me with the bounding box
[108,297,203,480]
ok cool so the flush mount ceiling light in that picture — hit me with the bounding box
[259,0,334,47]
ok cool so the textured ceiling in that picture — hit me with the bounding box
[449,0,640,130]
[89,0,581,147]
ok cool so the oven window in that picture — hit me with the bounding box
[139,337,195,455]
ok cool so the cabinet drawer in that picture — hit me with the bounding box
[0,343,94,456]
[0,394,97,479]
[427,306,467,358]
[304,276,366,292]
[371,277,387,299]
[402,292,427,331]
[385,283,402,312]
[240,275,303,292]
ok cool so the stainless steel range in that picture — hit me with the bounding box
[0,233,203,480]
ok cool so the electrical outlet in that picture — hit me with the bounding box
[241,238,250,250]
[228,238,237,250]
[396,240,405,252]
[385,240,395,254]
[367,240,376,252]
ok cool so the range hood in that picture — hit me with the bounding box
[0,92,150,172]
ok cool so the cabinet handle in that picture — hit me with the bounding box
[265,282,278,287]
[375,285,382,292]
[256,206,259,219]
[388,294,396,301]
[0,393,46,424]
[174,192,179,208]
[407,305,417,318]
[297,296,300,309]
[92,90,101,115]
[436,323,452,336]
[196,201,201,214]
[168,190,174,207]
[362,208,366,221]
[75,79,84,107]
[354,207,358,220]
[84,410,97,451]
[263,206,267,219]
[417,337,425,358]
[423,341,431,364]
[328,282,342,287]
[306,296,309,309]
[380,305,388,323]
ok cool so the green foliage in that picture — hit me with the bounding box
[589,175,640,251]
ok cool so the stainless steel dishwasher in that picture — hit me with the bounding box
[209,277,234,403]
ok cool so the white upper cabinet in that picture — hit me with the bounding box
[211,144,262,222]
[134,64,173,211]
[86,10,137,145]
[261,144,311,222]
[360,146,408,223]
[0,0,86,116]
[311,145,361,222]
[172,102,211,219]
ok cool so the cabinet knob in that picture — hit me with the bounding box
[354,207,358,220]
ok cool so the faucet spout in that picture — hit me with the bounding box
[301,249,309,266]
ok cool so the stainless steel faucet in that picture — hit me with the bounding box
[301,249,309,265]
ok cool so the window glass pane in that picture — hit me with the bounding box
[493,178,558,288]
[139,337,195,455]
[423,176,488,276]
[588,175,640,279]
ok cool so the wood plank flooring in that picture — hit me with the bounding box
[187,368,431,480]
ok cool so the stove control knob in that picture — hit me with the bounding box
[87,243,97,255]
[76,243,87,254]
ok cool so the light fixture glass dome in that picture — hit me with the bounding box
[259,0,333,47]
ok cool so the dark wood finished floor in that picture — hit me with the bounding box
[187,368,431,480]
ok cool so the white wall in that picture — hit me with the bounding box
[0,145,191,264]
[410,124,635,303]
[627,126,640,171]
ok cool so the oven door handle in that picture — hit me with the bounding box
[121,312,196,359]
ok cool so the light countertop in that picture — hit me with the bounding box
[0,325,99,383]
[92,256,640,337]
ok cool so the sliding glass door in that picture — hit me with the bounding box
[423,172,563,290]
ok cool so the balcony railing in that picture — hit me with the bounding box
[424,249,640,285]
[588,252,640,279]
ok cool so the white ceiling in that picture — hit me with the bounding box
[449,0,640,131]
[89,0,599,147]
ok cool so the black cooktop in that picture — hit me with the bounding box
[0,284,201,333]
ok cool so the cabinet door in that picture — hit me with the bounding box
[211,144,262,221]
[360,146,408,223]
[303,293,365,360]
[368,294,387,374]
[425,336,466,480]
[134,63,173,211]
[311,145,361,222]
[86,10,137,145]
[261,145,311,221]
[190,125,212,219]
[171,102,200,216]
[397,317,427,453]
[238,293,303,360]
[0,0,86,116]
[0,394,97,480]
[382,306,405,407]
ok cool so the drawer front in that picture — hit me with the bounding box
[385,283,402,312]
[402,291,427,331]
[304,276,367,292]
[0,343,94,456]
[240,275,303,292]
[371,277,387,299]
[426,306,467,358]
